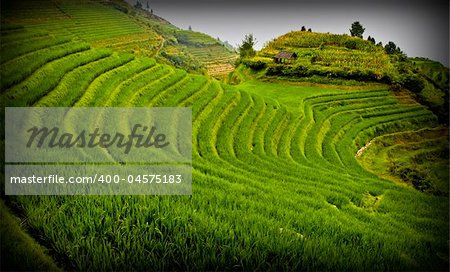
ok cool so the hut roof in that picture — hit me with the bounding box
[274,51,297,59]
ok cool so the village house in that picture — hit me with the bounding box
[273,51,297,64]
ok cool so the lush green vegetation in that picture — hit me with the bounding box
[411,58,450,91]
[185,45,237,77]
[358,128,449,195]
[175,30,220,46]
[238,31,393,81]
[0,199,61,271]
[237,30,449,125]
[1,0,448,271]
[409,58,450,123]
[1,0,237,75]
[125,4,237,76]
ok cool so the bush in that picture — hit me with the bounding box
[274,64,309,77]
[242,57,271,70]
[401,74,424,94]
[265,63,384,82]
[344,40,357,49]
[266,64,284,76]
[114,5,128,14]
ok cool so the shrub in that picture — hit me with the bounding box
[266,64,284,76]
[114,5,128,14]
[242,57,271,70]
[344,40,357,49]
[401,74,424,94]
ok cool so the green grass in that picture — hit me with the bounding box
[175,30,220,46]
[35,52,135,107]
[75,57,157,107]
[235,79,383,112]
[0,41,90,91]
[0,35,71,64]
[0,199,61,271]
[1,47,111,106]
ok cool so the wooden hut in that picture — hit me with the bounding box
[273,51,297,64]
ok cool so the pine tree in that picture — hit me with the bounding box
[350,21,365,38]
[384,41,402,55]
[134,0,142,9]
[239,34,256,58]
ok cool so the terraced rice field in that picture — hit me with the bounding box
[1,3,448,271]
[259,31,395,79]
[185,45,237,77]
[358,128,449,194]
[2,0,144,41]
[1,0,158,59]
[1,0,237,76]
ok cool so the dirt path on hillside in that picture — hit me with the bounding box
[155,37,165,56]
[356,140,373,157]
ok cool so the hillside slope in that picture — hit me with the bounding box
[236,31,394,81]
[1,1,449,271]
[232,30,448,123]
[1,0,237,76]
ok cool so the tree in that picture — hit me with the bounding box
[301,26,306,31]
[134,0,142,9]
[307,28,312,32]
[367,36,375,44]
[239,33,256,58]
[350,21,365,38]
[188,25,192,31]
[384,41,401,55]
